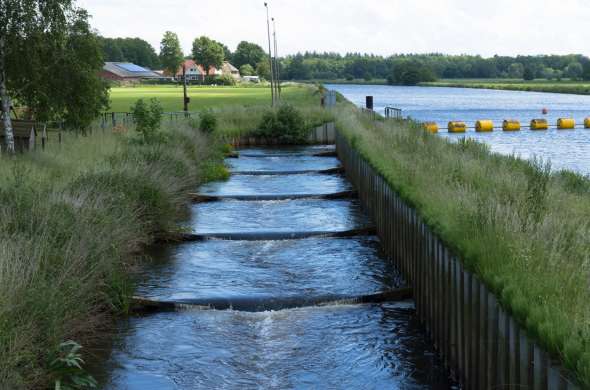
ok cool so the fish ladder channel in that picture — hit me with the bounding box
[98,145,456,389]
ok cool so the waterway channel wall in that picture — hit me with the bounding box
[227,122,336,147]
[335,129,579,390]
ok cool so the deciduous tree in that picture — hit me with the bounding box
[239,64,255,76]
[159,31,183,77]
[100,37,160,68]
[191,36,224,78]
[232,41,266,69]
[565,61,583,80]
[0,0,108,152]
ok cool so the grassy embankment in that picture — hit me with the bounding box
[109,84,333,138]
[335,105,590,386]
[0,84,326,388]
[422,78,590,95]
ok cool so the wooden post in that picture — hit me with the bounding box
[41,124,47,150]
[28,127,35,150]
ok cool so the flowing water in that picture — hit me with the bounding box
[328,84,590,174]
[95,146,455,389]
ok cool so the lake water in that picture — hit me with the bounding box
[327,84,590,174]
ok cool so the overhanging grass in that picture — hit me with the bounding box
[0,124,227,388]
[336,106,590,386]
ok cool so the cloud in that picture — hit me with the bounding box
[77,0,590,57]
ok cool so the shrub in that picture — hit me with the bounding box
[217,74,236,86]
[199,111,217,133]
[130,98,163,142]
[239,64,255,76]
[257,104,307,143]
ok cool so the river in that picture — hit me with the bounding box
[327,84,590,174]
[95,146,455,389]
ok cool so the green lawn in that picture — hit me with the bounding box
[422,78,590,95]
[108,84,317,112]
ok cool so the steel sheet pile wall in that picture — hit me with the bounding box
[335,131,579,390]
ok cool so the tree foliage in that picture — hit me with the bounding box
[159,31,183,77]
[275,52,590,82]
[523,66,535,81]
[130,98,163,143]
[565,61,583,80]
[191,36,224,76]
[232,41,267,69]
[388,60,436,85]
[99,37,160,69]
[256,60,271,80]
[0,0,108,145]
[239,64,255,76]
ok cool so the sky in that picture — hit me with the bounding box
[77,0,590,58]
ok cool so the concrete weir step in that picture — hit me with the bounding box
[231,167,344,176]
[236,151,337,158]
[190,190,357,202]
[161,227,376,242]
[131,288,413,313]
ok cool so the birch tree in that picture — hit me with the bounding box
[0,0,107,153]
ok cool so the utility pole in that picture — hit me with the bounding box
[182,62,189,116]
[264,2,275,107]
[272,17,281,101]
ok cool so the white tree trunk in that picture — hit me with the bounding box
[0,35,15,154]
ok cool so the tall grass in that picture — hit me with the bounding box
[0,124,226,388]
[336,107,590,386]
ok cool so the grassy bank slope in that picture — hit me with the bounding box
[422,78,590,95]
[336,107,590,386]
[0,124,227,388]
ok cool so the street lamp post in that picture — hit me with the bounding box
[272,17,281,100]
[264,2,276,107]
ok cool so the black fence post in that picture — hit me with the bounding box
[365,96,373,110]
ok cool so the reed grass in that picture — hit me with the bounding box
[0,124,227,388]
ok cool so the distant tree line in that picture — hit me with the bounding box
[278,52,590,85]
[99,37,162,69]
[98,35,590,86]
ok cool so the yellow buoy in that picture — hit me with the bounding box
[475,120,494,132]
[502,119,521,131]
[448,121,466,133]
[584,117,590,128]
[557,118,575,129]
[530,119,548,130]
[423,122,439,133]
